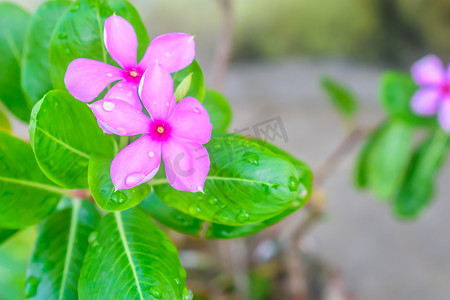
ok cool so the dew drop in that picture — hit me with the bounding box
[125,172,146,187]
[165,51,172,57]
[288,176,299,192]
[213,143,222,151]
[127,91,133,98]
[208,197,218,205]
[242,152,259,166]
[165,102,170,106]
[88,231,98,243]
[188,205,200,215]
[237,210,250,223]
[24,276,40,298]
[106,73,113,77]
[148,151,155,157]
[102,101,115,111]
[58,32,68,39]
[193,107,201,114]
[174,278,181,286]
[118,83,123,88]
[149,287,162,298]
[182,287,193,300]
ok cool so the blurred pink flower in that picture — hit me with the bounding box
[90,63,212,192]
[64,14,195,110]
[411,55,450,131]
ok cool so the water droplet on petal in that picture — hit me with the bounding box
[118,83,123,88]
[153,101,157,105]
[193,107,201,114]
[165,102,170,106]
[127,91,133,98]
[106,73,113,77]
[102,101,115,111]
[165,51,172,57]
[125,172,146,187]
[148,151,155,157]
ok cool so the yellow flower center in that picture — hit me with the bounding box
[157,126,164,133]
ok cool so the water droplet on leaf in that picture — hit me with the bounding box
[88,231,98,243]
[58,32,68,39]
[149,287,162,298]
[242,152,259,166]
[288,176,299,192]
[237,210,249,223]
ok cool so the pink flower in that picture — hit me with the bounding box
[64,14,195,110]
[90,63,212,192]
[411,55,450,130]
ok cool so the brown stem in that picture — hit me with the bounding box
[211,0,234,90]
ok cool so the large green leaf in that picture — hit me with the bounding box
[379,72,435,127]
[366,121,415,199]
[172,60,205,102]
[88,153,150,211]
[394,130,449,219]
[50,0,149,89]
[29,90,115,189]
[141,192,306,239]
[0,108,11,133]
[21,0,72,105]
[321,76,358,118]
[0,131,63,228]
[25,200,100,300]
[0,3,31,122]
[79,209,190,300]
[202,89,233,134]
[154,135,311,226]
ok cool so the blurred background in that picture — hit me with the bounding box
[2,0,450,299]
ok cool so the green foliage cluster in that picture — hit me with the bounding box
[0,0,313,298]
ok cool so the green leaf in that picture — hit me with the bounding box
[0,108,11,133]
[394,130,449,219]
[25,200,100,300]
[321,77,358,118]
[172,60,205,102]
[0,3,32,122]
[174,73,193,102]
[50,0,149,89]
[154,135,311,226]
[380,72,435,126]
[366,121,415,199]
[354,124,385,188]
[79,209,190,300]
[139,192,204,236]
[21,0,72,105]
[0,131,62,228]
[0,228,18,245]
[29,90,115,189]
[202,89,233,134]
[88,153,150,211]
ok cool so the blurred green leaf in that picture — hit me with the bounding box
[380,72,435,126]
[0,108,11,133]
[366,121,415,199]
[321,77,358,118]
[88,153,150,211]
[154,135,312,226]
[174,72,193,102]
[26,200,100,300]
[0,2,31,122]
[172,60,205,102]
[0,131,61,228]
[202,89,233,134]
[50,0,149,89]
[79,209,189,299]
[29,90,115,189]
[394,130,449,219]
[0,228,18,245]
[21,0,72,105]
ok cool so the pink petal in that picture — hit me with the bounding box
[411,55,445,86]
[104,15,137,69]
[168,97,212,144]
[438,99,450,132]
[111,134,162,190]
[162,137,210,192]
[138,33,195,73]
[90,99,152,136]
[65,58,124,102]
[411,88,441,116]
[104,80,141,109]
[138,63,176,120]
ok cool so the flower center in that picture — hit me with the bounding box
[150,120,171,141]
[124,67,143,84]
[441,82,450,96]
